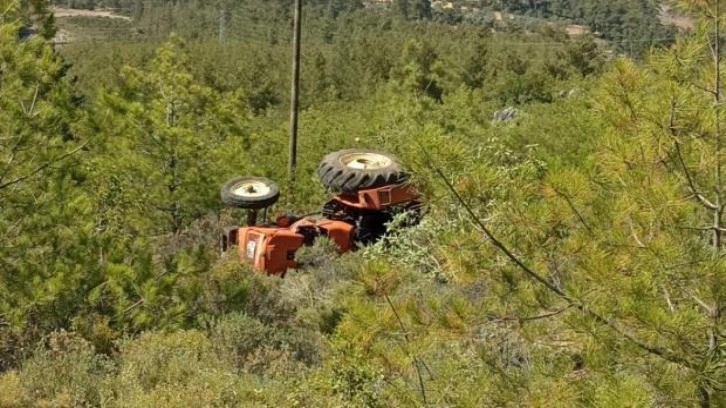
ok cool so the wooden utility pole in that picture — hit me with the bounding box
[288,0,302,181]
[218,9,225,44]
[166,100,182,233]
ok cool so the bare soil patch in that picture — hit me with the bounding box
[51,7,131,21]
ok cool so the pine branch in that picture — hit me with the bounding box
[672,137,719,210]
[493,305,576,323]
[628,216,648,248]
[385,294,429,406]
[115,299,144,321]
[663,287,676,313]
[420,143,697,370]
[19,84,40,118]
[552,187,593,235]
[1,0,19,18]
[677,225,725,231]
[667,100,720,211]
[690,81,719,97]
[0,142,87,191]
[615,74,640,124]
[0,133,33,183]
[690,292,715,314]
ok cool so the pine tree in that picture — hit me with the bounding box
[21,0,56,39]
[493,0,726,404]
[394,0,410,19]
[0,2,98,334]
[91,35,248,236]
[75,36,253,332]
[393,39,444,102]
[412,0,432,20]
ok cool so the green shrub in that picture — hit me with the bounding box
[293,236,340,269]
[13,331,111,408]
[113,330,226,390]
[101,330,240,408]
[211,313,321,373]
[0,371,23,408]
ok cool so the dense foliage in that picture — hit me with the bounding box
[42,0,677,56]
[1,0,725,406]
[496,0,676,54]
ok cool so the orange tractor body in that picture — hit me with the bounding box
[237,219,355,274]
[224,183,421,275]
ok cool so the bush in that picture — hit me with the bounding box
[0,327,25,373]
[101,330,240,408]
[113,330,226,390]
[293,236,340,269]
[211,313,321,374]
[11,331,111,408]
[0,371,23,408]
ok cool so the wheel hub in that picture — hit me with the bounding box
[340,152,392,170]
[233,180,271,198]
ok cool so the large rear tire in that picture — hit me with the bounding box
[318,149,409,194]
[221,176,280,209]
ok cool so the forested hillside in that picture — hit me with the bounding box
[495,0,677,51]
[1,0,725,406]
[43,0,677,56]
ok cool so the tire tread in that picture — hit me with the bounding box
[317,149,409,194]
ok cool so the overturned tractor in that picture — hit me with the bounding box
[221,149,423,275]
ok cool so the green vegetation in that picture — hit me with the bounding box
[496,0,677,53]
[1,0,725,406]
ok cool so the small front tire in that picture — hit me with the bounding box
[221,176,280,209]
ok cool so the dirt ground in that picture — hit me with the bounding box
[51,7,131,21]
